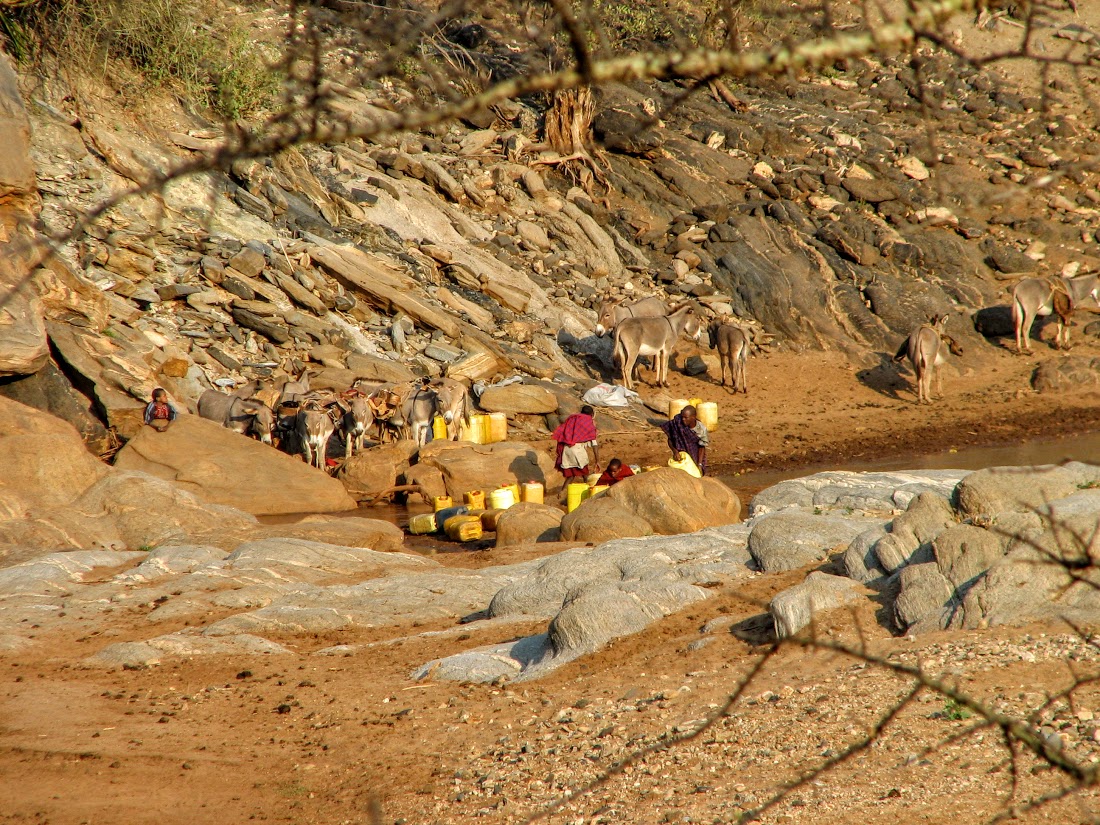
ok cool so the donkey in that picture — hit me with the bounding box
[709,322,750,393]
[613,303,703,390]
[1012,273,1100,353]
[296,396,338,470]
[197,389,275,443]
[429,377,472,440]
[341,395,375,457]
[893,314,964,404]
[594,295,669,337]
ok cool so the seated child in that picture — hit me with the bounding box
[596,458,635,487]
[144,388,178,432]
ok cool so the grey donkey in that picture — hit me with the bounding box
[197,388,275,443]
[1012,272,1100,353]
[893,314,964,404]
[613,303,703,390]
[594,295,669,337]
[708,321,749,393]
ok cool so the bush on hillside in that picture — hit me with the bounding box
[0,0,281,119]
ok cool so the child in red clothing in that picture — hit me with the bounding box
[143,388,177,432]
[596,458,634,487]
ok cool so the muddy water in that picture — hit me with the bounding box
[719,430,1100,504]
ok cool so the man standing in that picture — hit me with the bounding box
[660,404,708,475]
[552,404,600,480]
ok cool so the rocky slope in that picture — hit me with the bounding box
[2,5,1100,458]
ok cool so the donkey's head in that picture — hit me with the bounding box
[241,399,275,444]
[594,299,621,337]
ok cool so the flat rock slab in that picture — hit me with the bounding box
[418,527,753,683]
[750,470,968,517]
[115,414,357,516]
[479,384,559,414]
[88,632,291,668]
[0,550,145,596]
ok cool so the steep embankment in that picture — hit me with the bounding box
[2,4,1100,473]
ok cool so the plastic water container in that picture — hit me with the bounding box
[480,509,504,531]
[586,472,601,487]
[668,398,690,419]
[566,482,589,513]
[408,512,437,534]
[463,490,485,509]
[432,415,448,441]
[697,401,718,432]
[460,414,488,444]
[688,397,703,409]
[489,486,516,510]
[435,504,470,524]
[479,414,493,445]
[444,514,483,542]
[502,482,520,502]
[590,484,609,498]
[433,495,453,512]
[522,481,544,504]
[668,451,702,478]
[488,412,508,443]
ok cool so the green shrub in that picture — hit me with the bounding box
[1,0,280,119]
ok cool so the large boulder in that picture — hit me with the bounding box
[418,440,558,499]
[603,471,741,534]
[894,562,956,632]
[748,511,874,573]
[932,523,1010,589]
[345,352,418,383]
[842,524,889,584]
[548,579,709,657]
[559,470,741,543]
[478,384,559,415]
[770,572,867,638]
[873,492,956,573]
[0,470,260,551]
[953,463,1100,519]
[114,415,356,516]
[557,496,652,544]
[495,502,564,547]
[340,440,419,501]
[0,396,107,514]
[47,321,153,438]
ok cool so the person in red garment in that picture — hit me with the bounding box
[595,458,634,487]
[552,404,600,480]
[143,388,177,432]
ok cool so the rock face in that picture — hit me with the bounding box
[417,440,558,499]
[340,440,420,500]
[494,502,564,547]
[478,384,559,415]
[0,52,48,378]
[560,469,740,543]
[0,396,107,514]
[114,414,357,516]
[0,470,260,551]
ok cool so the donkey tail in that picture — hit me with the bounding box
[892,336,909,363]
